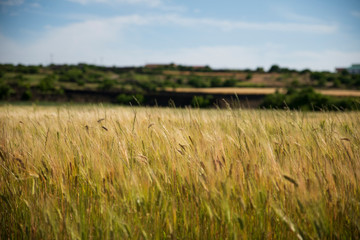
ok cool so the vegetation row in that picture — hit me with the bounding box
[1,64,360,110]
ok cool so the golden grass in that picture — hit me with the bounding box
[0,105,359,239]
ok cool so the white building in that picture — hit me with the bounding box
[347,64,360,74]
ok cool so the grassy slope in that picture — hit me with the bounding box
[1,106,359,239]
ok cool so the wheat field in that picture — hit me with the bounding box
[1,105,359,239]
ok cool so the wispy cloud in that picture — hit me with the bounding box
[54,14,337,34]
[145,46,360,70]
[273,6,325,24]
[283,12,323,23]
[2,30,358,71]
[0,0,24,6]
[29,2,41,8]
[67,0,185,11]
[352,11,360,18]
[68,0,163,7]
[163,15,337,33]
[0,14,344,69]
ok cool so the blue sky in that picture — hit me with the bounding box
[0,0,359,71]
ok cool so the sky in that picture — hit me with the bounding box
[0,0,360,71]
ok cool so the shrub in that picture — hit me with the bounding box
[191,95,213,108]
[290,79,300,88]
[310,72,325,81]
[339,75,351,85]
[116,93,144,105]
[21,89,32,101]
[188,76,209,88]
[333,79,341,88]
[223,79,237,87]
[15,64,39,74]
[261,87,359,111]
[300,69,311,74]
[0,83,13,100]
[116,94,133,104]
[261,90,285,108]
[210,78,222,87]
[268,65,280,73]
[133,94,144,105]
[286,87,329,110]
[317,78,327,87]
[255,67,264,73]
[99,79,116,90]
[38,75,56,92]
[176,78,183,85]
[61,69,81,81]
[139,81,157,92]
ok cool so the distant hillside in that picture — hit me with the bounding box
[0,63,359,109]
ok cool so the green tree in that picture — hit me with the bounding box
[246,73,252,80]
[210,78,222,87]
[260,90,285,108]
[116,93,144,105]
[317,78,327,87]
[116,94,133,104]
[191,95,213,108]
[0,83,13,100]
[21,89,32,101]
[60,68,83,84]
[188,76,209,88]
[38,75,56,92]
[223,79,237,87]
[333,79,341,88]
[255,67,264,73]
[99,79,115,90]
[310,72,325,82]
[290,79,300,88]
[268,65,280,73]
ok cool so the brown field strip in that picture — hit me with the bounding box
[165,87,281,95]
[163,70,245,77]
[165,87,360,97]
[318,89,360,97]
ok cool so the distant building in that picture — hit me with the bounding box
[336,64,360,74]
[335,68,346,73]
[348,64,360,74]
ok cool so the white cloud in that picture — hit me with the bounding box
[273,6,325,24]
[29,14,338,36]
[0,15,149,65]
[0,0,24,6]
[290,50,360,70]
[30,2,41,8]
[163,15,337,33]
[0,14,350,70]
[283,12,323,23]
[68,0,163,7]
[143,46,360,71]
[67,0,185,11]
[58,14,337,34]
